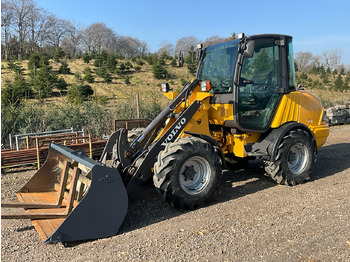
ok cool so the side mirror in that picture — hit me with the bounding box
[243,40,255,58]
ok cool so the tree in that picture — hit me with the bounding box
[333,75,343,90]
[202,35,230,48]
[32,66,57,98]
[152,62,167,79]
[53,47,66,61]
[8,0,36,59]
[185,46,198,75]
[56,77,68,92]
[82,22,117,54]
[175,36,199,58]
[61,22,82,56]
[295,52,316,72]
[83,71,94,83]
[28,54,41,70]
[1,1,14,60]
[157,40,174,57]
[95,66,111,83]
[67,84,94,104]
[106,53,117,72]
[116,36,148,58]
[321,49,342,71]
[1,72,31,105]
[45,16,71,48]
[58,60,71,74]
[82,53,91,63]
[83,67,94,83]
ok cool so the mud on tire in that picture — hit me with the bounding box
[153,136,222,210]
[264,128,316,186]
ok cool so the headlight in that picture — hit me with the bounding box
[200,81,211,92]
[159,83,170,92]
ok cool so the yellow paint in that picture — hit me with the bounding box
[271,92,300,128]
[157,84,329,157]
[163,91,179,100]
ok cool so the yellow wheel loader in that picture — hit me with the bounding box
[2,34,329,244]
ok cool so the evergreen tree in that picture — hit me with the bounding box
[53,47,66,62]
[333,75,343,90]
[56,78,68,92]
[96,66,111,83]
[83,71,95,83]
[82,53,91,64]
[185,47,198,75]
[1,73,31,106]
[67,84,94,104]
[28,54,41,70]
[171,58,177,67]
[40,54,50,68]
[106,54,117,72]
[58,61,71,74]
[152,62,168,79]
[32,67,57,98]
[124,75,131,85]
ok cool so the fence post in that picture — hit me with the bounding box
[136,93,140,119]
[88,134,92,158]
[26,136,30,149]
[15,136,19,151]
[9,134,13,150]
[35,137,41,169]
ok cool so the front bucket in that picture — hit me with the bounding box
[2,143,128,244]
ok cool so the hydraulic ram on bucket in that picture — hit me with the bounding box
[1,143,128,244]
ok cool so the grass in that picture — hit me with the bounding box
[1,59,349,109]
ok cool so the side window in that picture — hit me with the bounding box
[238,39,281,130]
[288,39,296,88]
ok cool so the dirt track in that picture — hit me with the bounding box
[2,125,350,261]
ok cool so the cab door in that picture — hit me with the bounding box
[237,37,281,130]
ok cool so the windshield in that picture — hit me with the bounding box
[197,39,240,93]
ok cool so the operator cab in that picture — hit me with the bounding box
[197,34,296,132]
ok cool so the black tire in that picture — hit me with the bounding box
[153,136,222,210]
[264,128,316,186]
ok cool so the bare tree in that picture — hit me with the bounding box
[175,36,199,57]
[116,36,148,58]
[321,48,342,71]
[61,22,83,56]
[157,40,174,57]
[81,22,117,53]
[45,16,71,48]
[1,1,14,59]
[295,52,317,72]
[27,7,53,54]
[8,0,36,59]
[202,35,230,48]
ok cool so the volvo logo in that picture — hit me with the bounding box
[161,118,187,147]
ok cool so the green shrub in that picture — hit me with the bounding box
[82,53,91,64]
[67,84,94,104]
[58,61,71,74]
[152,63,168,79]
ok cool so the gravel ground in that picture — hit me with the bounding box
[2,125,350,261]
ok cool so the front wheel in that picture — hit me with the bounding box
[264,129,316,186]
[153,137,222,209]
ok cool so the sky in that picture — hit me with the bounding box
[35,0,350,66]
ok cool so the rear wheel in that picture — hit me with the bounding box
[153,136,222,209]
[264,129,315,185]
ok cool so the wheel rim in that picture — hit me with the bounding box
[179,156,211,195]
[287,143,309,175]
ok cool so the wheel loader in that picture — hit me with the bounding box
[2,34,329,244]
